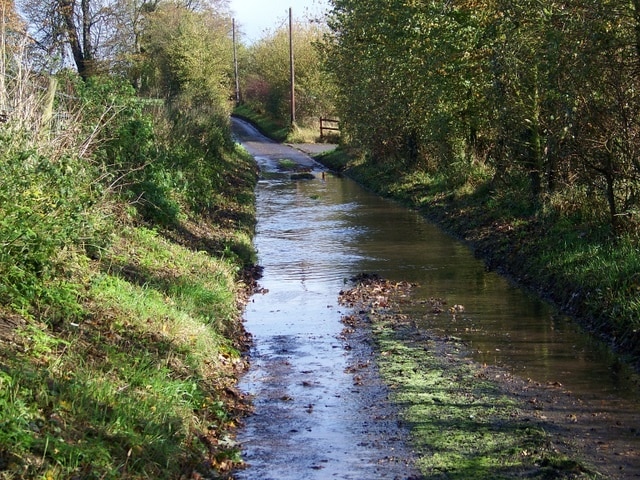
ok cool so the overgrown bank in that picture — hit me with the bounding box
[0,76,258,480]
[1,2,263,477]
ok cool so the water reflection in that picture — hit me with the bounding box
[235,114,639,476]
[279,172,640,402]
[238,164,423,479]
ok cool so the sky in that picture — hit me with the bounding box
[228,0,330,43]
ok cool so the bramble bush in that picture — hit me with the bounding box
[0,76,102,322]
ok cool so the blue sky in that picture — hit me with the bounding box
[228,0,329,43]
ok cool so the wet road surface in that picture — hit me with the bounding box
[232,117,421,480]
[231,116,640,479]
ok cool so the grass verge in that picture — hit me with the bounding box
[0,141,257,480]
[232,105,290,143]
[232,104,335,144]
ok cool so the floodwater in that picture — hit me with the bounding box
[231,117,640,479]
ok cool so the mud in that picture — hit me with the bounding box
[494,366,640,479]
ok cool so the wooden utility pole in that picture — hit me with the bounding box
[289,7,296,125]
[232,18,240,104]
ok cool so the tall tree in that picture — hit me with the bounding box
[569,0,640,231]
[20,0,227,79]
[141,2,233,103]
[60,0,93,78]
[21,0,113,77]
[242,20,336,125]
[1,0,26,112]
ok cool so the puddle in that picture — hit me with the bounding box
[233,117,419,479]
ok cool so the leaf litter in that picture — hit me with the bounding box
[338,273,638,479]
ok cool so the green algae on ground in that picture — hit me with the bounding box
[338,274,597,479]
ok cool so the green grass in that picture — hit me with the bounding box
[233,104,333,144]
[314,147,350,171]
[233,104,290,142]
[0,222,250,479]
[277,158,298,170]
[286,123,325,144]
[0,149,256,480]
[375,331,564,479]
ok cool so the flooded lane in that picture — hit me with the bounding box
[233,118,420,480]
[231,117,640,478]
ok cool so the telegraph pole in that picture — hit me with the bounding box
[289,7,296,126]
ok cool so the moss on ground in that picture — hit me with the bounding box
[339,275,600,479]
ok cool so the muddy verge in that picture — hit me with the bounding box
[338,273,639,479]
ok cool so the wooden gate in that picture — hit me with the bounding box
[320,118,340,139]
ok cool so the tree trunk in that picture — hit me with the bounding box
[81,0,93,74]
[633,0,640,73]
[528,67,543,202]
[604,154,620,234]
[58,0,91,79]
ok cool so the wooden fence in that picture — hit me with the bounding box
[320,117,340,139]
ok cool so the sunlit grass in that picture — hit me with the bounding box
[233,104,290,142]
[286,123,322,144]
[0,347,206,478]
[1,199,252,480]
[277,158,298,170]
[0,221,247,479]
[376,334,539,478]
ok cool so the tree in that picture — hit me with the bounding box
[325,0,640,233]
[1,0,26,110]
[19,0,228,79]
[569,0,640,231]
[20,0,106,78]
[242,19,337,127]
[325,0,490,166]
[141,2,233,103]
[97,0,161,82]
[324,0,401,155]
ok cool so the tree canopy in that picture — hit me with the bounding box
[239,18,337,129]
[324,0,640,234]
[18,0,230,80]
